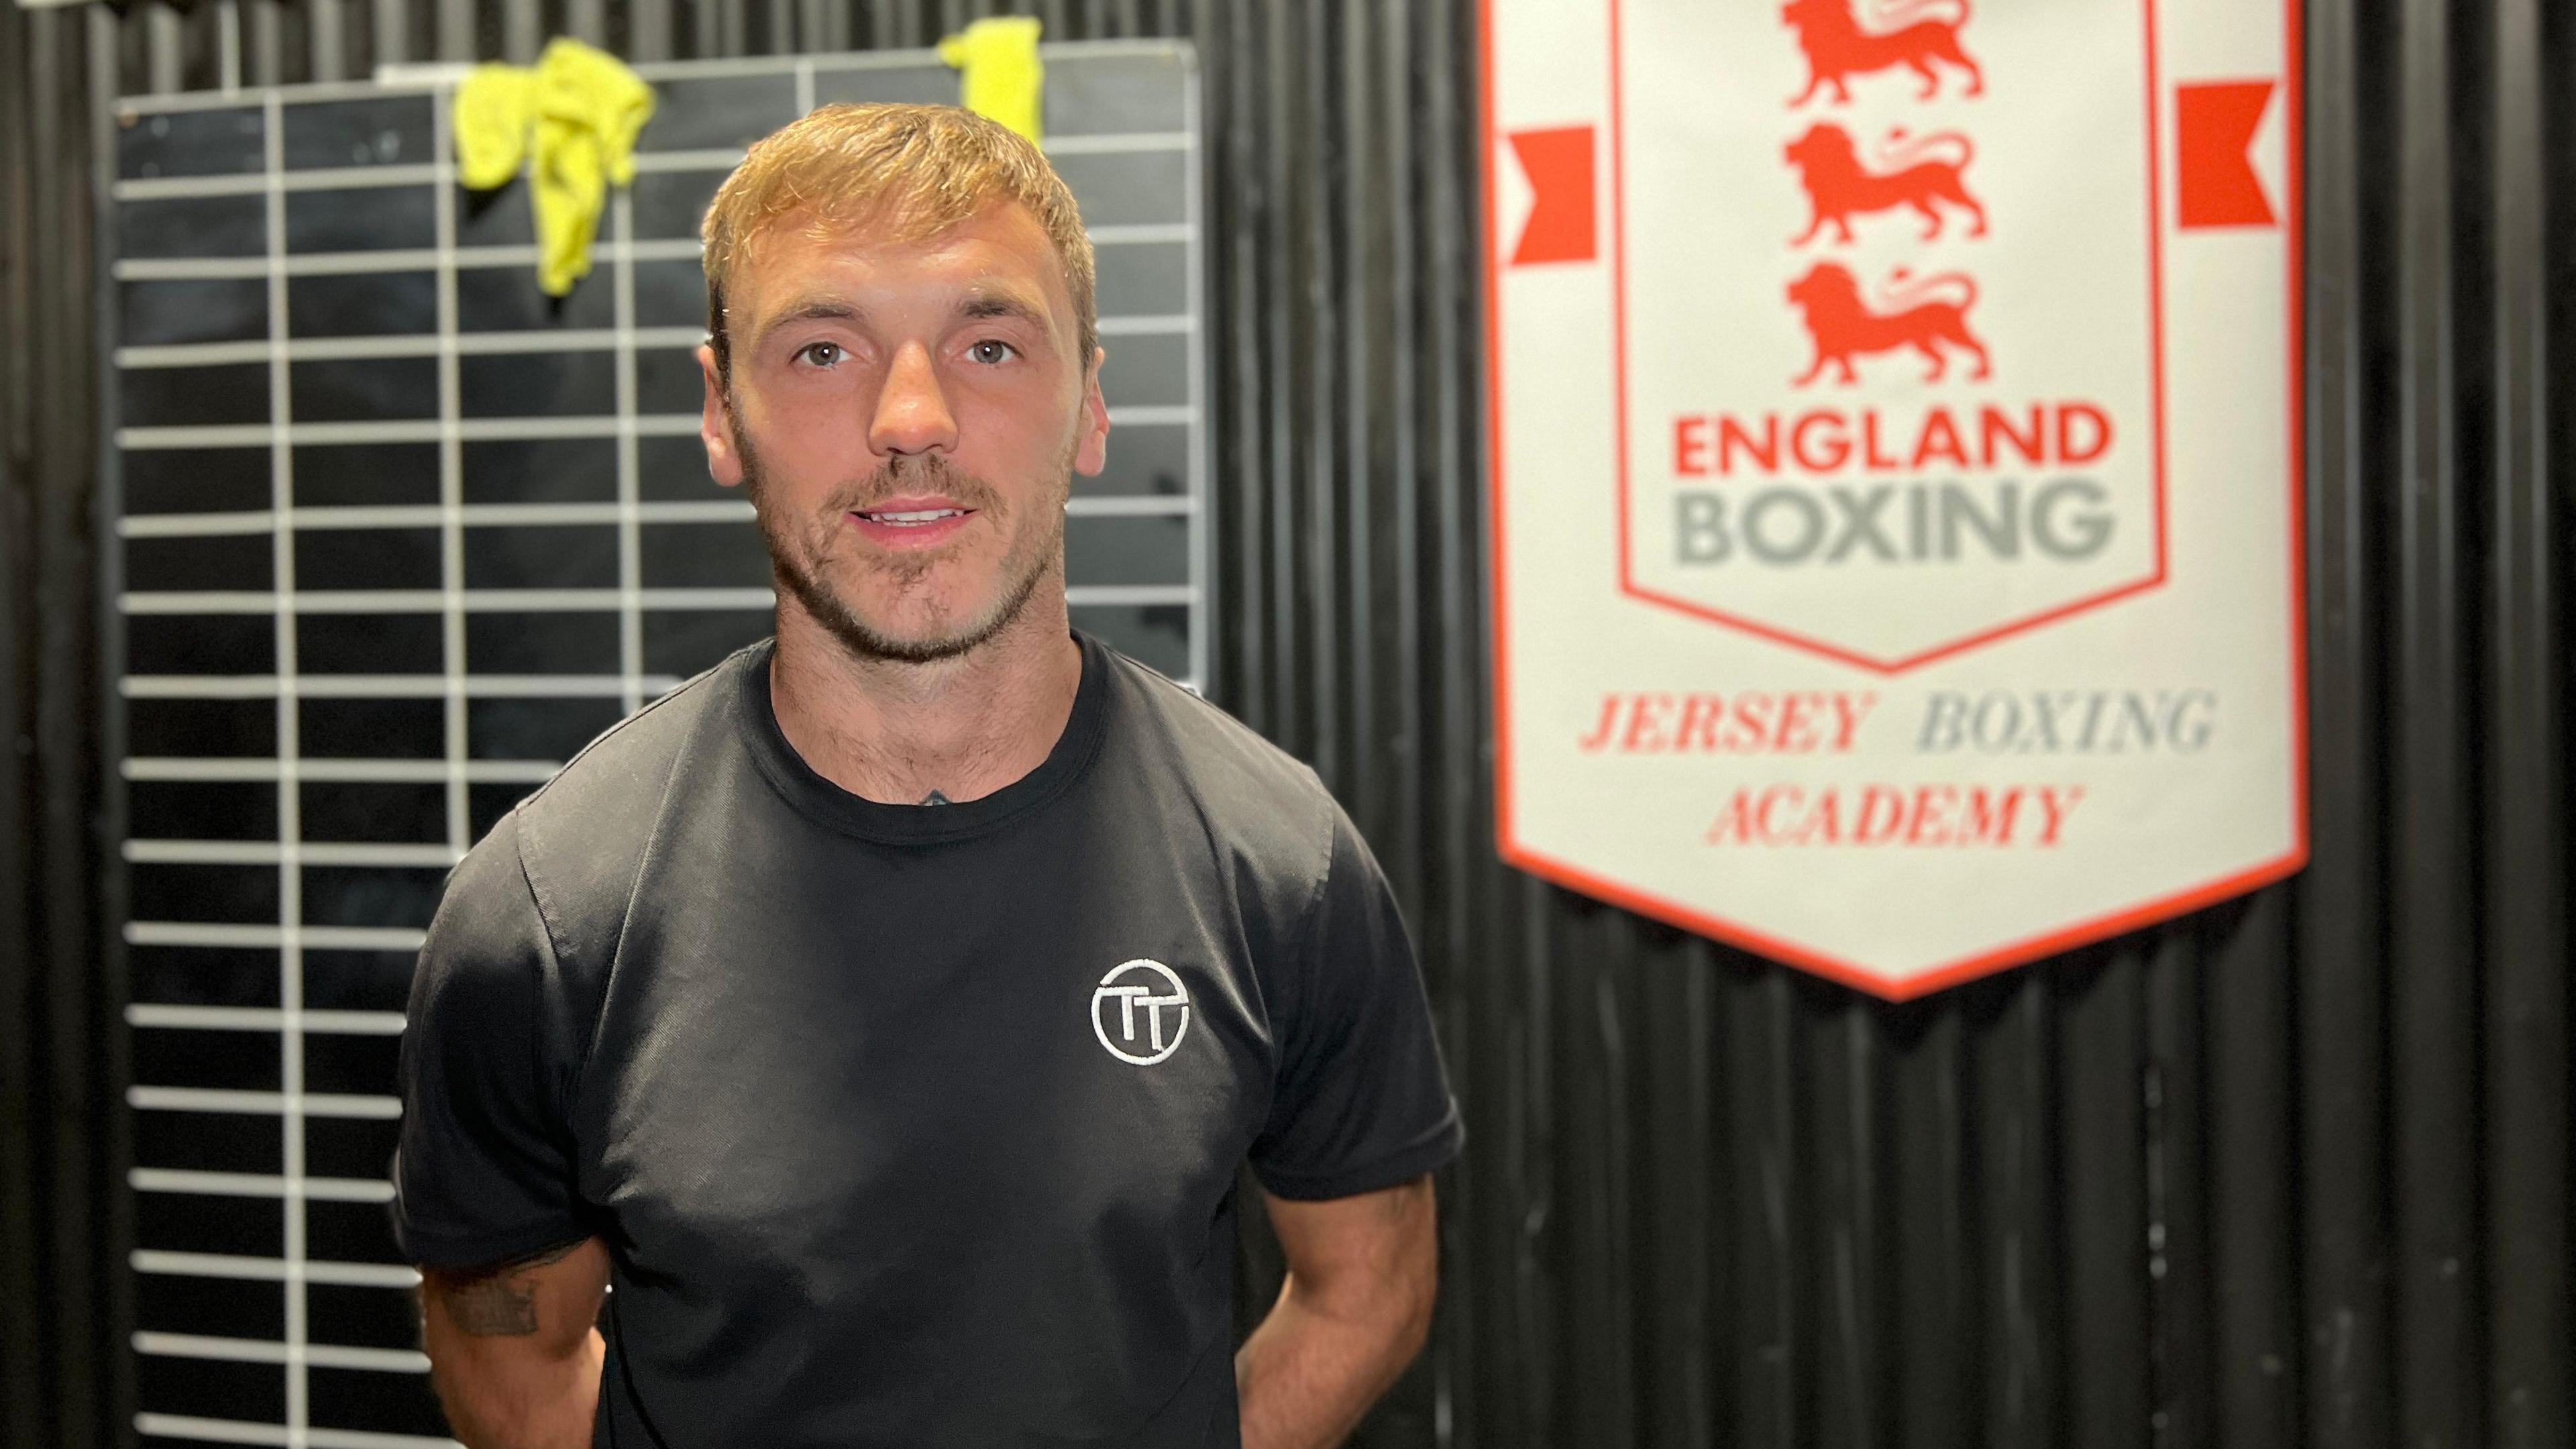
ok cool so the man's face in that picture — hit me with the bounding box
[698,201,1110,663]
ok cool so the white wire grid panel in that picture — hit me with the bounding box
[108,40,1208,1446]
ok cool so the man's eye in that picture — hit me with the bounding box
[967,339,1016,365]
[797,342,843,368]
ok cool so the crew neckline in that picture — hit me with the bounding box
[735,630,1112,845]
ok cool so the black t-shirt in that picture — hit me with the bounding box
[391,632,1462,1448]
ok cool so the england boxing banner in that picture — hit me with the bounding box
[1483,0,2304,997]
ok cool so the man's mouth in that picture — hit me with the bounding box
[845,494,979,548]
[853,507,971,527]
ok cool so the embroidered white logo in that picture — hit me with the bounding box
[1091,959,1190,1066]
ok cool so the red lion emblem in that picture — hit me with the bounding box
[1782,0,1984,105]
[1786,124,1987,244]
[1786,262,1991,386]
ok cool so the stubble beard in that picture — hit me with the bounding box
[737,422,1071,666]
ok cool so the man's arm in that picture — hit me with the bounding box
[418,1236,611,1449]
[1235,1175,1439,1449]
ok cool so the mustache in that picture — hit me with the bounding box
[824,454,1005,514]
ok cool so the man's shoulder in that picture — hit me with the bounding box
[519,652,742,826]
[477,647,753,947]
[1097,647,1342,865]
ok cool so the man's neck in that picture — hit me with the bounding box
[766,595,1084,806]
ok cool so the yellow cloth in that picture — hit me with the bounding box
[938,16,1044,144]
[453,38,655,297]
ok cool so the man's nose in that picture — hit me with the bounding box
[869,341,957,458]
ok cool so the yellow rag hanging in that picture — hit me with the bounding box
[453,38,656,297]
[938,16,1044,144]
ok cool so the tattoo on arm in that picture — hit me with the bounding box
[444,1277,539,1336]
[430,1240,583,1338]
[919,790,952,806]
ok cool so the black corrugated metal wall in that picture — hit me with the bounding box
[2,4,121,1446]
[3,0,2569,1445]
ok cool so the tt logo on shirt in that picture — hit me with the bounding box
[1091,959,1191,1066]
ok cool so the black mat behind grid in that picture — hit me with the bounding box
[111,42,1205,1446]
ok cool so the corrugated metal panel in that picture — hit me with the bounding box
[1,3,125,1445]
[1,0,2569,1444]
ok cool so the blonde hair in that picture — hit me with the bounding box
[699,103,1096,384]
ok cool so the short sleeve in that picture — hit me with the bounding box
[390,812,591,1269]
[1248,802,1464,1200]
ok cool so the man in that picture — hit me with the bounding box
[391,103,1462,1449]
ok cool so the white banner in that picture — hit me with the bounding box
[1485,0,2304,996]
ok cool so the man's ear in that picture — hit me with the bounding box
[1073,345,1110,478]
[698,343,745,489]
